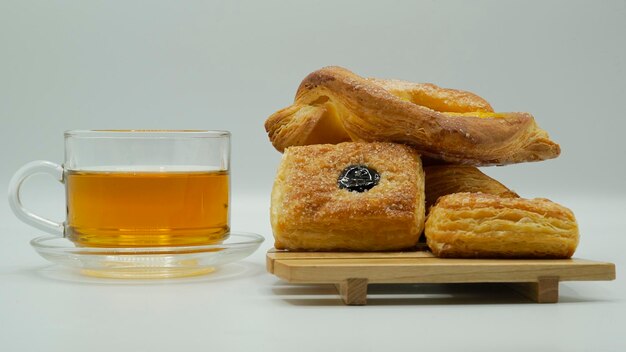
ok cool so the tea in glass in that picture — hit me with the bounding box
[65,168,229,247]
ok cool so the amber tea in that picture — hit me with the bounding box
[65,168,229,247]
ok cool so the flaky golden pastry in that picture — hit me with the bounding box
[271,142,425,251]
[424,165,518,210]
[265,66,560,166]
[425,193,579,258]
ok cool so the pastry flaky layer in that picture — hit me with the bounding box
[425,193,579,258]
[265,66,560,166]
[424,165,518,210]
[271,142,425,251]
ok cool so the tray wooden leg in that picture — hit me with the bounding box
[509,276,560,303]
[335,278,368,305]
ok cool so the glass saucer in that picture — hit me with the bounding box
[30,232,264,279]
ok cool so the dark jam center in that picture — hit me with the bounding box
[338,165,380,192]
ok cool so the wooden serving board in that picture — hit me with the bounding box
[266,248,616,305]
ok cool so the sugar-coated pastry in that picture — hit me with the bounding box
[424,165,518,210]
[425,193,579,258]
[264,66,560,166]
[271,142,425,251]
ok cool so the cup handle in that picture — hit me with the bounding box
[8,160,65,236]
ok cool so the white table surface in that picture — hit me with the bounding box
[1,194,624,351]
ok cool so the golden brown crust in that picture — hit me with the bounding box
[424,165,518,210]
[265,66,560,166]
[425,193,579,258]
[271,142,425,251]
[367,78,494,113]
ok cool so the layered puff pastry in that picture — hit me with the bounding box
[424,165,518,210]
[425,193,579,258]
[271,142,425,251]
[265,66,560,166]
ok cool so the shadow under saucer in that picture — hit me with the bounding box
[17,261,265,285]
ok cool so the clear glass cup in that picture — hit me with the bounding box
[8,130,231,248]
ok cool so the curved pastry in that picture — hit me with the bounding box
[424,165,518,210]
[425,193,579,258]
[265,66,560,166]
[271,142,425,251]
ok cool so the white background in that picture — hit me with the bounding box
[1,1,625,351]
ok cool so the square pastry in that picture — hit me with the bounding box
[271,142,425,251]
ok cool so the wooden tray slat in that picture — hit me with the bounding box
[267,248,616,305]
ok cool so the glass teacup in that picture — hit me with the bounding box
[9,130,230,248]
